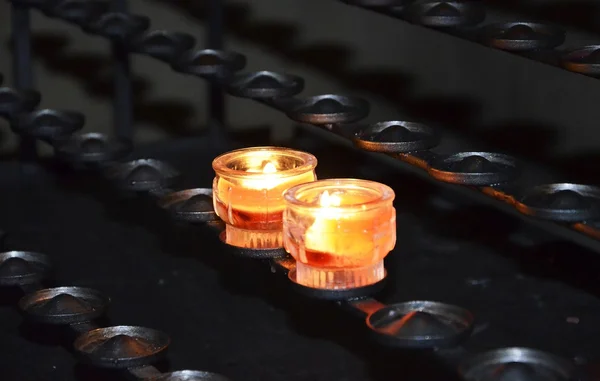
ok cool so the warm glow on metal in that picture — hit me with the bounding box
[283,179,396,289]
[212,147,317,249]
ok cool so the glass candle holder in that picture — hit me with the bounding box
[213,146,317,249]
[283,179,396,289]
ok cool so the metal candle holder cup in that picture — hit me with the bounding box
[283,179,396,290]
[212,147,317,249]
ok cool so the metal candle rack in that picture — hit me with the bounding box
[340,0,600,76]
[1,0,598,380]
[0,249,214,380]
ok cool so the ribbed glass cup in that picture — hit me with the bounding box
[283,179,396,289]
[213,146,317,249]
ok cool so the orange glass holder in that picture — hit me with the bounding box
[212,146,317,249]
[283,179,396,290]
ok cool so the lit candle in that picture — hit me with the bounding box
[283,179,396,289]
[212,146,318,249]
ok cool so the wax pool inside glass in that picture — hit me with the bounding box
[213,152,316,248]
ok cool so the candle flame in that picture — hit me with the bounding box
[312,190,344,222]
[240,160,282,190]
[246,160,277,173]
[262,160,277,174]
[319,190,342,208]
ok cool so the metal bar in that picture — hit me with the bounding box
[112,42,133,141]
[126,365,162,380]
[270,256,296,275]
[206,0,226,141]
[111,0,134,142]
[10,3,37,161]
[339,298,387,318]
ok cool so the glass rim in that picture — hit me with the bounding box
[284,178,395,212]
[212,146,317,179]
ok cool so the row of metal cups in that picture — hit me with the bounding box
[0,248,229,380]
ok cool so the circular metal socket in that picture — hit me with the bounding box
[149,370,231,381]
[288,268,387,301]
[561,45,600,77]
[479,22,565,52]
[19,286,109,324]
[45,0,109,26]
[227,71,304,99]
[172,49,247,79]
[0,251,51,286]
[157,188,219,224]
[340,0,408,6]
[366,300,474,348]
[404,0,485,28]
[73,325,170,369]
[428,152,518,186]
[84,12,150,40]
[129,30,196,63]
[13,109,84,142]
[286,94,370,125]
[353,121,439,153]
[460,347,576,381]
[0,87,41,119]
[104,159,180,192]
[218,231,287,259]
[516,183,600,222]
[53,132,132,166]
